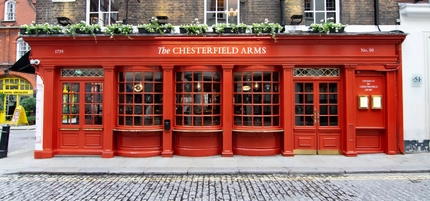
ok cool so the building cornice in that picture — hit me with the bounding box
[399,3,430,18]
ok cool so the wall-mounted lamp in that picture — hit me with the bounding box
[56,17,72,26]
[254,82,260,90]
[290,15,303,25]
[196,82,202,90]
[156,16,168,25]
[4,68,9,76]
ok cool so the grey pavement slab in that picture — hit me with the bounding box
[2,130,430,175]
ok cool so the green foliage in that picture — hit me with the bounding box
[105,22,134,39]
[65,21,101,40]
[231,23,250,34]
[20,22,63,35]
[137,17,174,34]
[252,19,282,41]
[180,18,208,36]
[27,116,35,125]
[21,97,36,114]
[212,23,229,35]
[309,17,346,34]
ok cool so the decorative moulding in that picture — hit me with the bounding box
[399,4,430,18]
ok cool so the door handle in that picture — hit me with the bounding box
[314,108,317,124]
[316,111,320,125]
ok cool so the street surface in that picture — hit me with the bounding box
[1,173,429,200]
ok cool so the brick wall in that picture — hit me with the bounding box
[35,0,400,26]
[341,0,398,25]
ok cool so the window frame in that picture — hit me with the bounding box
[304,0,340,26]
[86,0,119,26]
[4,0,16,21]
[16,38,30,61]
[174,67,222,129]
[117,70,164,128]
[233,68,281,129]
[204,0,240,26]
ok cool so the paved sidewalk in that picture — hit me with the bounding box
[1,126,430,175]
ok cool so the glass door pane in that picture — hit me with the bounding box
[318,82,338,127]
[295,82,315,126]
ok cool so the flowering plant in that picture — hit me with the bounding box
[231,22,250,34]
[252,19,282,40]
[212,23,229,35]
[105,22,133,39]
[20,22,62,35]
[309,17,346,34]
[137,17,174,34]
[65,21,101,39]
[179,18,208,36]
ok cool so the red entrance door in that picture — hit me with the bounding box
[293,81,341,154]
[59,81,104,154]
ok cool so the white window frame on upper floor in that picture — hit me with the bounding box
[4,0,16,21]
[16,38,30,61]
[204,0,240,26]
[86,0,120,27]
[304,0,340,26]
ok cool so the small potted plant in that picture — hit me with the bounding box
[252,19,282,40]
[65,21,101,40]
[231,22,250,34]
[105,21,133,39]
[179,18,208,36]
[309,17,346,34]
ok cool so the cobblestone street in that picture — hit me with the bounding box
[1,173,429,201]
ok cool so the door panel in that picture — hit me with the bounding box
[60,81,103,150]
[294,81,340,154]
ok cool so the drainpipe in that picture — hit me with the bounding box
[124,0,129,24]
[280,0,286,33]
[374,0,381,31]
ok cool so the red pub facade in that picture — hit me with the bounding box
[24,33,406,158]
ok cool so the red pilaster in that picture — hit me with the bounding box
[162,65,174,157]
[386,71,397,154]
[34,66,55,158]
[281,64,294,156]
[102,66,115,158]
[222,65,234,157]
[343,65,358,156]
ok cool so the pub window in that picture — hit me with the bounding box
[118,71,163,127]
[87,0,119,26]
[233,71,280,128]
[175,71,221,127]
[205,0,239,26]
[304,0,339,26]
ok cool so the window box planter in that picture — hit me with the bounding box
[179,18,208,35]
[20,22,63,35]
[137,17,174,34]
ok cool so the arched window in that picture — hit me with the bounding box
[16,38,30,61]
[4,0,16,21]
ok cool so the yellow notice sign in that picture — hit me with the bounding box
[11,105,28,126]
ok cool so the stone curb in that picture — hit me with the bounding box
[3,168,430,176]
